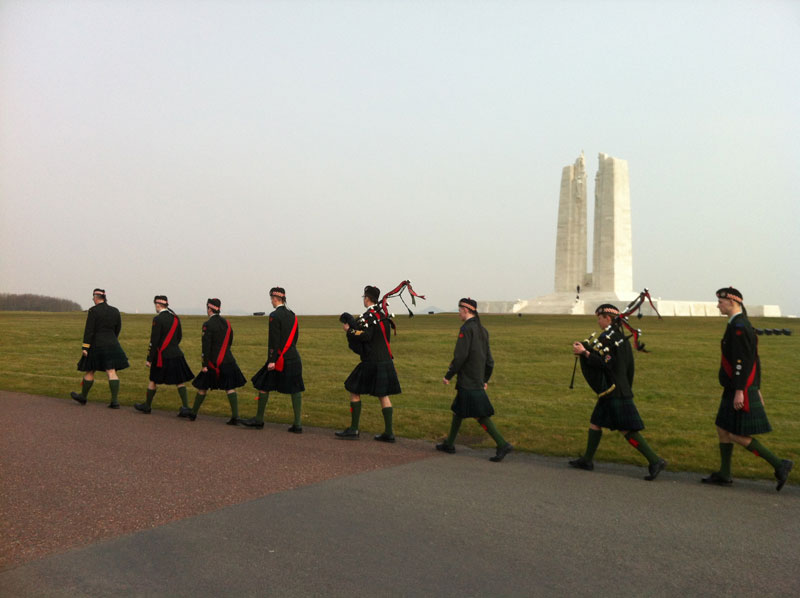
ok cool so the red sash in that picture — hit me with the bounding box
[371,308,393,359]
[274,315,298,372]
[720,355,756,413]
[156,314,179,368]
[208,320,232,376]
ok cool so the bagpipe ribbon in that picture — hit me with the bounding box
[378,280,427,334]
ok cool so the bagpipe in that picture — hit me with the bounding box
[340,280,426,356]
[570,288,662,393]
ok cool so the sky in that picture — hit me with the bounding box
[1,0,799,316]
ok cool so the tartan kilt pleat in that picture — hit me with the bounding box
[149,355,195,385]
[450,388,495,419]
[345,361,401,397]
[715,387,772,435]
[251,357,305,394]
[192,361,247,391]
[590,393,644,431]
[77,344,129,372]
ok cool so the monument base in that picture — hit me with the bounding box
[478,293,781,317]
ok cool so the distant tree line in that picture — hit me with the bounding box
[0,293,82,312]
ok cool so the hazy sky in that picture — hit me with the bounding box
[2,0,799,316]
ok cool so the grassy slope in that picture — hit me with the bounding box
[1,311,797,480]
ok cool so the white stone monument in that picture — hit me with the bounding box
[478,152,781,316]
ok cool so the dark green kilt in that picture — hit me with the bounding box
[451,388,495,419]
[345,361,401,397]
[590,393,644,431]
[192,362,247,391]
[149,355,194,385]
[77,344,129,372]
[715,387,772,436]
[251,357,305,394]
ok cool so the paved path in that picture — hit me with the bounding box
[1,391,798,597]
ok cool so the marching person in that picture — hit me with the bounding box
[70,288,129,408]
[188,298,246,425]
[436,298,513,462]
[702,287,793,490]
[335,285,400,442]
[569,304,667,480]
[134,295,194,417]
[241,287,305,432]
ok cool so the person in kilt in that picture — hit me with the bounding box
[335,285,400,442]
[188,298,247,425]
[134,295,195,417]
[569,303,667,480]
[436,298,513,462]
[71,288,129,408]
[241,287,305,432]
[702,287,793,490]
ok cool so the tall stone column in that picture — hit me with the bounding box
[592,153,633,294]
[554,152,587,293]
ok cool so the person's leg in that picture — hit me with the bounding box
[479,417,513,462]
[226,390,239,424]
[375,396,394,441]
[623,430,667,481]
[107,369,120,408]
[335,394,361,438]
[570,424,602,470]
[702,426,734,485]
[71,371,95,404]
[289,393,303,431]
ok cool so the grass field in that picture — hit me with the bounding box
[1,311,798,482]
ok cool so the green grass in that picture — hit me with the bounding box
[2,311,798,481]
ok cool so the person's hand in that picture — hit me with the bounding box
[82,349,88,357]
[146,361,151,368]
[267,362,276,371]
[733,390,745,410]
[572,342,586,356]
[442,377,449,385]
[343,323,350,332]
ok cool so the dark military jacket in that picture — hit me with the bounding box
[147,309,184,363]
[582,323,635,398]
[267,305,300,363]
[719,312,760,391]
[444,316,494,390]
[82,301,122,350]
[346,306,392,363]
[201,314,236,368]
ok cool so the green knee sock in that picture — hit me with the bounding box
[227,392,239,419]
[478,417,506,447]
[81,378,94,398]
[747,437,783,469]
[349,401,362,430]
[256,392,269,423]
[584,428,603,461]
[625,431,659,465]
[719,442,734,479]
[291,393,302,427]
[381,406,393,436]
[109,379,120,404]
[446,415,463,446]
[192,392,206,414]
[177,386,189,408]
[145,388,156,408]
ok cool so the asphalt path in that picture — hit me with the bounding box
[1,391,798,597]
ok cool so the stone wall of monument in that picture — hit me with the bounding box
[592,153,633,294]
[554,153,587,293]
